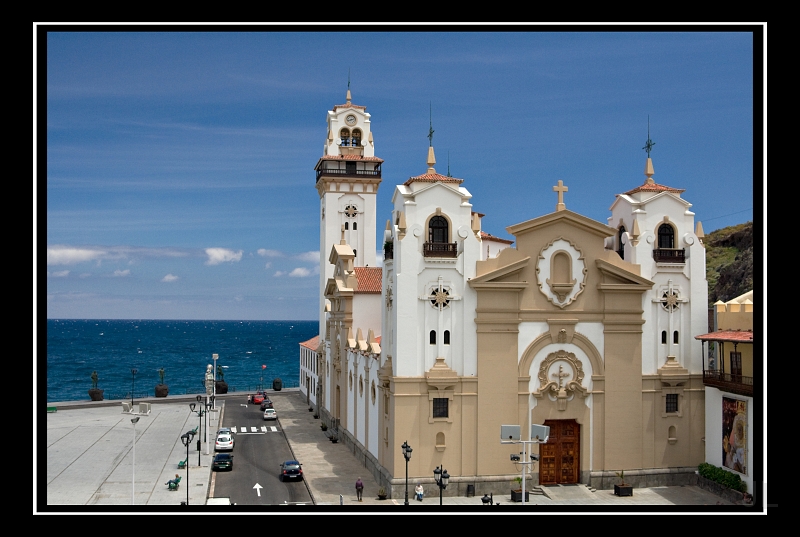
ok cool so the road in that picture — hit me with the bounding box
[210,397,313,506]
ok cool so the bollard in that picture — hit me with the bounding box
[340,494,343,505]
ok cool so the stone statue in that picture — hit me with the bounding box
[158,368,166,385]
[91,371,99,389]
[217,364,225,382]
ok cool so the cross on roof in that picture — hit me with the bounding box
[553,180,568,212]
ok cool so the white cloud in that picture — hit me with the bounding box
[289,267,311,278]
[274,271,286,277]
[161,274,179,282]
[113,269,130,277]
[205,248,243,265]
[264,262,272,269]
[50,270,70,277]
[295,251,320,263]
[257,249,284,258]
[47,246,105,265]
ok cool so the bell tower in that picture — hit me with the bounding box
[315,88,383,341]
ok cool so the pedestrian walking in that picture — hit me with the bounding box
[415,483,424,501]
[355,477,364,501]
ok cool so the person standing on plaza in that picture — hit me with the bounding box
[355,477,364,501]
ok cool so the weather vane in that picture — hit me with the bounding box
[447,151,452,177]
[428,102,434,147]
[643,115,655,157]
[348,68,351,90]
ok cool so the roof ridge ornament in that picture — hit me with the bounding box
[427,102,436,174]
[643,115,656,184]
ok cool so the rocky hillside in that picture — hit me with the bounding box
[704,221,754,304]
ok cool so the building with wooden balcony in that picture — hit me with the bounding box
[695,291,755,494]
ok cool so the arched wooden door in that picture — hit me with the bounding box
[540,419,580,485]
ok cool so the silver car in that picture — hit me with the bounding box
[215,434,234,451]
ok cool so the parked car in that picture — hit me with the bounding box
[215,434,234,451]
[260,399,273,411]
[252,393,265,405]
[279,460,302,481]
[212,453,234,471]
[263,408,277,421]
[216,427,233,437]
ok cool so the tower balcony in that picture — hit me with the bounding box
[316,166,382,183]
[653,248,685,263]
[423,242,457,258]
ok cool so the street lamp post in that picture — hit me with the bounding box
[190,399,204,467]
[401,441,412,505]
[212,354,218,410]
[204,396,214,455]
[131,416,140,505]
[180,430,195,505]
[433,466,449,506]
[130,368,138,407]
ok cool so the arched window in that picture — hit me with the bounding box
[344,222,349,230]
[661,331,667,344]
[339,128,351,146]
[443,330,450,345]
[657,224,674,249]
[673,331,679,344]
[429,330,436,345]
[429,216,448,243]
[353,222,357,230]
[617,226,626,259]
[351,129,362,147]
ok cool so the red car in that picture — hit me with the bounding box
[252,393,265,405]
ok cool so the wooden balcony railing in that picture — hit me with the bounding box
[703,370,753,397]
[424,242,457,258]
[653,248,685,263]
[316,167,382,182]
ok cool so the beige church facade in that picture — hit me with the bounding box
[301,90,707,497]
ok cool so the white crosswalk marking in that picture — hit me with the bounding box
[260,426,268,433]
[250,426,257,433]
[231,427,237,434]
[270,426,278,432]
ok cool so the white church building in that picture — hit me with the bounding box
[300,89,709,497]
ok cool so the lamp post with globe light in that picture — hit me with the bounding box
[433,466,449,506]
[131,416,140,505]
[180,430,195,505]
[401,441,412,505]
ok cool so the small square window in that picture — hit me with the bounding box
[433,398,448,418]
[665,393,678,413]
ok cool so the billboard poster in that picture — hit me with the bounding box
[722,397,747,474]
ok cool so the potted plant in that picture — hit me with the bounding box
[614,470,633,497]
[321,422,328,431]
[377,486,387,500]
[155,367,169,397]
[88,370,104,401]
[510,476,529,502]
[215,364,228,394]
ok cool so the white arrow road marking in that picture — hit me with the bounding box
[253,483,263,497]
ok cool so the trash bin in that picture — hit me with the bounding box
[273,378,282,391]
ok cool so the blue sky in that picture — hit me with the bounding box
[42,27,760,321]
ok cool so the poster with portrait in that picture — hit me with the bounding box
[722,397,747,475]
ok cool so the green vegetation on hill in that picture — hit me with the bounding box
[704,221,754,304]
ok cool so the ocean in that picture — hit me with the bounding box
[45,319,318,403]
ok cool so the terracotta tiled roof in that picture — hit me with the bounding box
[333,103,367,111]
[403,173,464,186]
[319,155,384,162]
[375,336,381,344]
[695,330,754,343]
[300,335,320,350]
[623,181,685,195]
[354,267,382,293]
[480,231,514,245]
